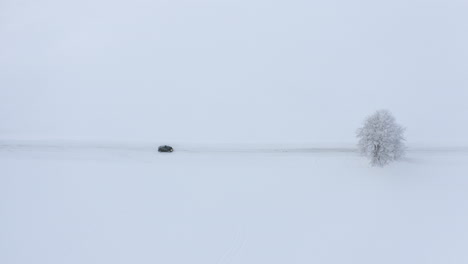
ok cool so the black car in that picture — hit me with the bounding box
[158,145,174,153]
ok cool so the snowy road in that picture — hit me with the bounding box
[2,140,468,155]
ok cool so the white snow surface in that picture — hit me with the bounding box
[2,142,468,264]
[2,0,468,262]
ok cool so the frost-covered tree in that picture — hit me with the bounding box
[357,110,406,167]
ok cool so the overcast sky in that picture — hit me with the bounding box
[1,0,467,144]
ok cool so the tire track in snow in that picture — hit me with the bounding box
[216,226,247,264]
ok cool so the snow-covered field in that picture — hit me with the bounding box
[2,0,468,263]
[2,142,468,264]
